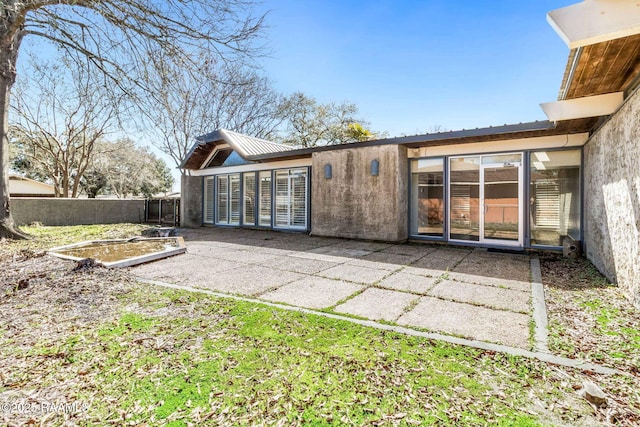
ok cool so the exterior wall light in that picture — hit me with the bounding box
[370,159,379,176]
[324,163,332,179]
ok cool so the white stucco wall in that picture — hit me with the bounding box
[583,86,640,308]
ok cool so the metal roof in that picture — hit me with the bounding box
[181,129,295,169]
[245,120,575,161]
[198,129,294,157]
[182,120,594,169]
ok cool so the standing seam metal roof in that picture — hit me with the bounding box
[198,129,295,158]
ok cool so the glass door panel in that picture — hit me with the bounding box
[449,153,523,247]
[482,165,519,242]
[449,157,480,241]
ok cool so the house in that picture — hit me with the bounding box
[180,1,640,308]
[9,174,55,197]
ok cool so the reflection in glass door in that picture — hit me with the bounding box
[481,154,522,245]
[449,153,523,247]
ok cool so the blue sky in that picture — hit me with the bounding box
[257,0,574,136]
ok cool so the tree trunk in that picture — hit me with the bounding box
[0,30,27,239]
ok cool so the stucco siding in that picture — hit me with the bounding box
[181,174,203,227]
[584,86,640,308]
[311,145,408,242]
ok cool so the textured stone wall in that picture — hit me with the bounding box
[311,145,408,242]
[584,86,640,308]
[180,174,203,227]
[12,198,145,226]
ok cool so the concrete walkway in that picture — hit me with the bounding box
[132,228,535,349]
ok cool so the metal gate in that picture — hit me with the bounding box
[145,199,180,226]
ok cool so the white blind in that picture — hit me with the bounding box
[243,173,256,225]
[291,170,307,228]
[535,183,560,228]
[230,174,240,224]
[275,171,290,227]
[259,172,271,227]
[216,175,228,224]
[203,177,214,224]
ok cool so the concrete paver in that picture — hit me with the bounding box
[319,263,391,285]
[356,251,426,266]
[429,280,530,313]
[264,255,340,275]
[377,271,439,294]
[260,276,363,309]
[309,246,372,258]
[345,257,404,272]
[194,264,304,296]
[446,272,531,292]
[453,251,530,282]
[334,288,418,321]
[134,253,242,284]
[408,256,462,272]
[133,227,536,349]
[397,297,530,348]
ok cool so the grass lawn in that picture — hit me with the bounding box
[1,225,638,426]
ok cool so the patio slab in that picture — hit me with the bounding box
[452,250,530,282]
[429,280,530,313]
[377,271,440,294]
[319,263,392,285]
[193,264,305,296]
[397,297,530,348]
[134,253,243,284]
[446,272,531,292]
[356,251,426,266]
[408,256,463,272]
[334,288,418,321]
[260,276,363,309]
[265,255,340,275]
[133,227,536,349]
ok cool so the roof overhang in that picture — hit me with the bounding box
[540,91,624,121]
[548,0,640,49]
[181,129,296,170]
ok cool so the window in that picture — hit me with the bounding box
[216,173,240,225]
[530,150,581,246]
[410,158,444,237]
[203,177,214,224]
[274,169,308,229]
[243,173,256,226]
[259,171,272,227]
[216,175,228,224]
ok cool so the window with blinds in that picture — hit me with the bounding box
[216,175,228,224]
[229,174,240,225]
[530,150,581,246]
[274,168,308,229]
[259,171,272,227]
[216,173,240,225]
[243,173,256,226]
[203,177,214,224]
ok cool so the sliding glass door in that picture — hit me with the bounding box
[449,153,523,247]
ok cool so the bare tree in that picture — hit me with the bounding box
[10,56,118,197]
[0,0,264,238]
[277,92,374,148]
[138,50,285,173]
[80,138,174,198]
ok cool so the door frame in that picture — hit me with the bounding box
[447,153,524,248]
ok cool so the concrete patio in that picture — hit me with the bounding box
[132,228,535,349]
